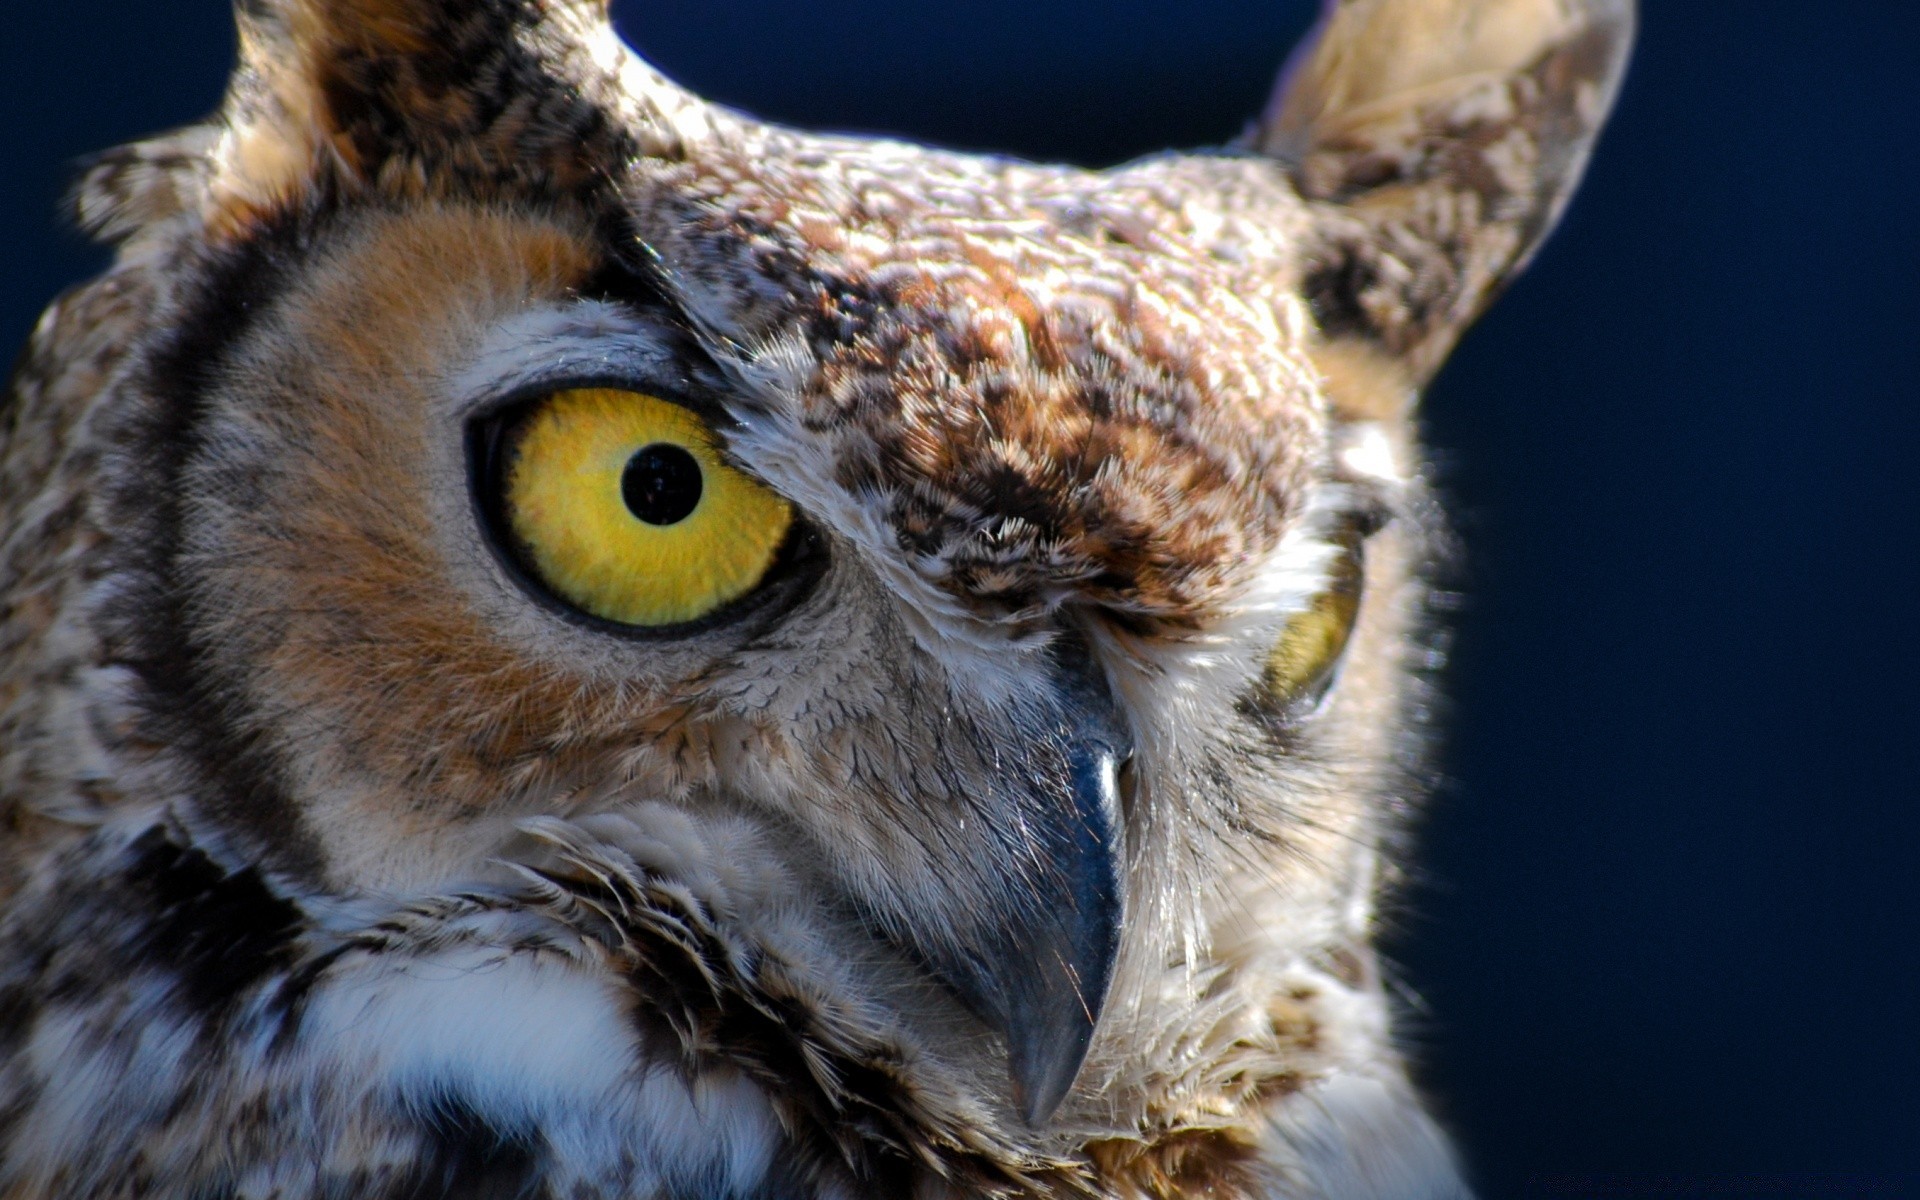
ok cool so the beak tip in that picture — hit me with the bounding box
[1007,1012,1096,1126]
[1002,740,1128,1127]
[899,672,1130,1130]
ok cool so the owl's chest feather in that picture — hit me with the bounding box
[0,818,1463,1200]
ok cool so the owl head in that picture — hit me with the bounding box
[9,0,1630,1159]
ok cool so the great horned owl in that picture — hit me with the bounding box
[0,1,1630,1196]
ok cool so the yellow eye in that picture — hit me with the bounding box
[499,388,793,628]
[1262,532,1364,712]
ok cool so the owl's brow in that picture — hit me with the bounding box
[445,304,696,423]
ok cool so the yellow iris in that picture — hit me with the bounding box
[1264,534,1364,708]
[503,388,793,627]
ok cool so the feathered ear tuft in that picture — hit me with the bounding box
[1255,0,1634,388]
[77,0,712,243]
[70,126,224,245]
[220,0,637,210]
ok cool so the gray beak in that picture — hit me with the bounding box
[912,642,1130,1125]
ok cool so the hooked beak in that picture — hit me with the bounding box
[911,647,1130,1125]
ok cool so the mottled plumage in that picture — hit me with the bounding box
[0,1,1631,1196]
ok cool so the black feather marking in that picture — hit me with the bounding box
[1302,252,1386,344]
[117,201,335,879]
[388,1100,549,1200]
[121,825,305,1015]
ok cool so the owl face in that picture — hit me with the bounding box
[155,161,1379,1121]
[3,0,1631,1181]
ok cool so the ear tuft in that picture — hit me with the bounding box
[1255,0,1634,385]
[67,1,712,246]
[70,127,222,245]
[228,0,629,202]
[72,0,695,240]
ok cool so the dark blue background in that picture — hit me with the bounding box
[4,5,1916,1196]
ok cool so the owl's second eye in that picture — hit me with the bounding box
[1261,529,1365,715]
[493,387,794,628]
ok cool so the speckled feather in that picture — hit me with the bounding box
[0,1,1631,1196]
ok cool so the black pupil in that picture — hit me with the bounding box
[621,444,704,526]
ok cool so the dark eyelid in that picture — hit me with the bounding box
[1343,491,1395,543]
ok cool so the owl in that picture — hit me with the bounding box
[0,0,1630,1196]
